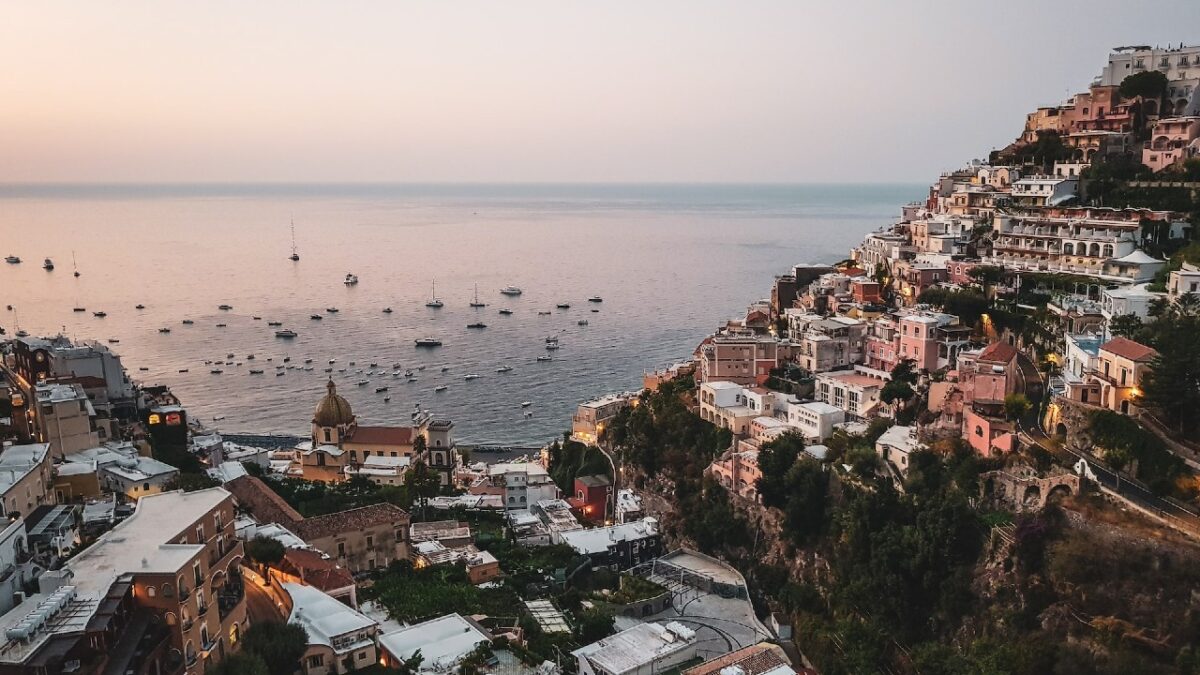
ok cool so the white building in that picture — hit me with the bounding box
[0,443,54,518]
[344,455,411,485]
[573,622,698,675]
[1101,283,1166,324]
[1098,44,1200,117]
[1168,262,1200,301]
[285,582,379,675]
[487,462,560,510]
[65,442,180,500]
[875,425,926,476]
[813,368,887,420]
[378,613,492,674]
[1011,176,1079,207]
[780,400,846,442]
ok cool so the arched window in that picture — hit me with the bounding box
[1102,244,1114,258]
[230,623,240,645]
[975,426,984,437]
[1063,242,1074,255]
[1089,243,1101,257]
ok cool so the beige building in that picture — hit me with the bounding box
[571,394,632,445]
[284,582,379,675]
[0,442,54,518]
[34,383,101,459]
[1094,337,1157,414]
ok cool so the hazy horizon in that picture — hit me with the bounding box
[4,1,1199,184]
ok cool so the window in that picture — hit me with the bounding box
[337,542,346,556]
[308,655,325,668]
[359,652,368,661]
[196,525,204,543]
[366,535,374,548]
[146,586,156,598]
[323,429,331,443]
[194,562,203,587]
[230,624,239,645]
[143,483,150,491]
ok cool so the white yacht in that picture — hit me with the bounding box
[415,337,442,347]
[496,365,513,373]
[275,329,298,338]
[500,286,523,296]
[4,256,20,264]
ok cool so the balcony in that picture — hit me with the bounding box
[197,602,209,618]
[218,569,246,622]
[181,617,194,632]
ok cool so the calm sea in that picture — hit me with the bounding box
[0,183,921,445]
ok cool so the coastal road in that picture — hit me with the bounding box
[244,577,286,624]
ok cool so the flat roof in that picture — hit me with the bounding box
[284,582,376,651]
[573,622,697,674]
[378,614,491,669]
[559,519,657,555]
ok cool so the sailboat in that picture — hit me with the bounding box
[425,281,444,308]
[72,251,80,277]
[470,283,486,308]
[289,219,300,261]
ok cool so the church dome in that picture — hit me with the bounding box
[313,379,355,427]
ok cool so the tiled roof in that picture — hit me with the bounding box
[347,425,414,446]
[978,340,1018,364]
[280,548,355,592]
[1100,336,1158,362]
[683,643,793,675]
[225,476,304,530]
[295,503,410,542]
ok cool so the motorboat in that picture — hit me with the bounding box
[182,319,194,325]
[215,323,227,328]
[138,366,149,371]
[249,369,264,375]
[499,309,513,315]
[107,338,119,344]
[135,304,145,309]
[404,370,414,377]
[521,401,532,407]
[329,359,336,364]
[213,415,225,421]
[537,311,551,316]
[467,322,487,329]
[252,316,262,320]
[556,303,570,309]
[178,368,189,373]
[464,374,481,381]
[383,396,391,402]
[93,311,106,318]
[536,356,553,362]
[246,354,256,360]
[349,361,356,366]
[4,256,20,264]
[305,358,313,364]
[500,286,523,296]
[383,307,393,313]
[357,379,369,386]
[324,367,333,373]
[470,283,487,308]
[310,314,323,320]
[228,353,236,359]
[73,307,86,312]
[268,321,282,326]
[276,371,285,376]
[158,327,171,333]
[496,365,513,373]
[415,337,442,347]
[344,273,359,285]
[369,362,378,367]
[375,386,389,393]
[591,309,599,313]
[218,304,232,310]
[588,296,603,303]
[326,307,339,313]
[43,258,54,270]
[441,366,450,372]
[578,320,588,326]
[210,368,223,374]
[417,365,426,370]
[435,385,448,392]
[15,330,28,338]
[425,280,443,308]
[283,357,291,363]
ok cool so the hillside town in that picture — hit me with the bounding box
[0,42,1199,675]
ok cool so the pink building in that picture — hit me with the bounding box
[947,260,981,286]
[898,314,942,372]
[864,315,900,372]
[958,341,1020,457]
[708,450,762,502]
[1142,116,1200,172]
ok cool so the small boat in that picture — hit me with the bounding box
[344,273,359,285]
[135,304,145,309]
[464,374,481,381]
[383,307,393,314]
[276,371,285,376]
[496,366,513,373]
[356,379,369,386]
[404,370,414,377]
[467,322,487,329]
[470,283,487,308]
[15,330,28,338]
[210,369,223,374]
[407,376,417,382]
[326,307,339,313]
[329,359,336,364]
[158,327,171,333]
[375,386,389,393]
[73,307,86,312]
[93,311,107,318]
[138,366,149,371]
[425,280,443,308]
[268,321,282,326]
[249,368,264,375]
[218,304,232,310]
[538,311,551,316]
[215,323,227,328]
[591,309,599,313]
[578,320,588,326]
[275,329,298,338]
[435,385,448,392]
[182,319,194,325]
[588,296,603,303]
[43,258,54,270]
[441,366,450,372]
[499,308,513,315]
[556,303,570,309]
[310,314,323,320]
[521,401,532,407]
[289,219,300,262]
[349,361,356,366]
[415,337,442,347]
[107,338,119,344]
[178,369,189,373]
[338,368,347,373]
[283,357,291,363]
[72,252,80,277]
[305,358,313,364]
[4,256,20,264]
[227,353,235,358]
[324,367,333,373]
[417,365,426,370]
[500,286,523,296]
[252,316,262,320]
[536,356,552,362]
[213,415,225,421]
[369,362,378,368]
[383,395,391,402]
[246,354,256,360]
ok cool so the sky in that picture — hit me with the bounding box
[2,1,1199,184]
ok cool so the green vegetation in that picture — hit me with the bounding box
[606,376,731,481]
[546,438,611,492]
[207,652,270,675]
[363,561,520,624]
[1141,293,1200,436]
[1119,70,1169,101]
[1003,392,1032,421]
[607,575,668,604]
[265,474,411,517]
[245,535,285,565]
[1088,410,1185,497]
[232,622,309,675]
[915,287,990,328]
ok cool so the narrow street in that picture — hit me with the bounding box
[244,576,285,624]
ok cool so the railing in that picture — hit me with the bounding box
[185,652,198,667]
[197,603,209,618]
[181,617,194,632]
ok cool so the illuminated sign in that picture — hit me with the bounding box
[165,413,182,426]
[148,414,161,425]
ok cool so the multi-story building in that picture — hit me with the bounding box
[876,425,926,477]
[1093,337,1158,415]
[696,333,784,386]
[864,314,901,372]
[1168,262,1200,301]
[0,442,53,518]
[559,518,662,571]
[487,462,560,511]
[1142,116,1200,171]
[1098,44,1200,117]
[574,622,698,675]
[1010,176,1079,207]
[853,231,914,276]
[897,310,969,372]
[813,367,888,420]
[284,582,379,675]
[787,314,866,373]
[779,400,845,443]
[11,337,136,416]
[33,383,102,459]
[0,487,247,675]
[571,394,632,445]
[709,450,763,501]
[1101,283,1166,324]
[698,382,768,436]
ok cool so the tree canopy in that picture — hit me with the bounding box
[1119,70,1169,100]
